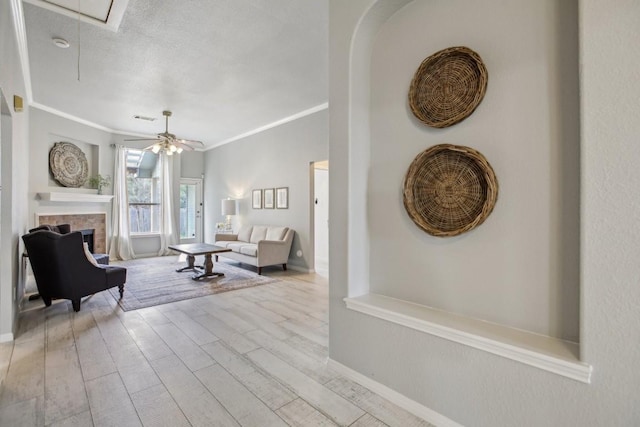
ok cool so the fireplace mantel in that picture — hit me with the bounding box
[37,192,113,203]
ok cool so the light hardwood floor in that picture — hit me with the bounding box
[0,262,432,427]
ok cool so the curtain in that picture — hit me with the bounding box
[109,145,135,260]
[158,151,178,255]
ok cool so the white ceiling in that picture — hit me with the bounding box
[22,0,328,149]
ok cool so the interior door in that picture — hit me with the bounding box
[179,178,203,244]
[313,160,329,275]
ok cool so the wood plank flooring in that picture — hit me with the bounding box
[0,262,433,427]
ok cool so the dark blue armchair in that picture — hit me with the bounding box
[22,230,126,311]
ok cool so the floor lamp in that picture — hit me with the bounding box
[221,199,236,232]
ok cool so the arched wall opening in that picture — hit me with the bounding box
[340,0,582,370]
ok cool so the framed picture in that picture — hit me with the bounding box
[252,189,262,209]
[263,188,275,209]
[276,187,289,209]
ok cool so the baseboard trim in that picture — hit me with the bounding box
[287,264,313,273]
[0,333,14,343]
[327,358,462,427]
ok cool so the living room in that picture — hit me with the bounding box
[1,0,640,426]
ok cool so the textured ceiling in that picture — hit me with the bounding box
[24,0,328,148]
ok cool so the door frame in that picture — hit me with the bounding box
[179,178,203,244]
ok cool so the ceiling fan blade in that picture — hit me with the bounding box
[178,139,205,148]
[174,141,195,151]
[124,137,161,142]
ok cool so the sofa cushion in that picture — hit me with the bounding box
[266,226,288,241]
[237,225,253,243]
[227,243,247,253]
[239,244,258,257]
[250,226,268,243]
[214,241,232,248]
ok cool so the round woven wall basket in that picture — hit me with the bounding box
[49,142,89,188]
[408,46,488,128]
[403,144,498,237]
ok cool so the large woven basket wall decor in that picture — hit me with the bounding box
[409,46,488,128]
[49,142,89,188]
[403,144,498,237]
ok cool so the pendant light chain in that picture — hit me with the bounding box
[77,0,81,81]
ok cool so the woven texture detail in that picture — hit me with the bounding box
[409,46,488,128]
[403,144,498,237]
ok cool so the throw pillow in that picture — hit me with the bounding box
[83,242,100,267]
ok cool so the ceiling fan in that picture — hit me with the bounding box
[125,110,204,155]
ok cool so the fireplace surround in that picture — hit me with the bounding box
[36,213,107,254]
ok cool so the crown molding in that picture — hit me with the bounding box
[30,103,156,139]
[206,102,329,150]
[30,102,329,149]
[11,0,32,103]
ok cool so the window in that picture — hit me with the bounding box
[126,149,160,234]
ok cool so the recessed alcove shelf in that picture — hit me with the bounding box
[37,192,113,203]
[344,294,592,383]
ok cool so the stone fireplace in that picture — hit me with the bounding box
[36,213,107,254]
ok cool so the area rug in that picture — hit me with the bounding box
[108,256,278,311]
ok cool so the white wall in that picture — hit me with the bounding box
[203,109,328,271]
[0,0,30,341]
[180,151,204,180]
[329,0,640,425]
[368,0,580,340]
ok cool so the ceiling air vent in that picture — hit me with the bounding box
[133,115,156,122]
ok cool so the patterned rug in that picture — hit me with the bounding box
[108,256,277,311]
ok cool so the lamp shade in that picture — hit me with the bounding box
[221,199,236,216]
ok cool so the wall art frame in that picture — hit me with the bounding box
[276,187,289,209]
[252,189,262,209]
[263,188,275,209]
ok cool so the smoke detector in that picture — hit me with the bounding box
[52,37,70,48]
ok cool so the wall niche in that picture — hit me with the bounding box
[344,0,587,382]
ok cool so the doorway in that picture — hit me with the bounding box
[0,90,14,341]
[312,160,329,276]
[179,178,203,244]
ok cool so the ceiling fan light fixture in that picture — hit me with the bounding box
[124,110,204,154]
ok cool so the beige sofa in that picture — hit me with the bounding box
[214,225,294,274]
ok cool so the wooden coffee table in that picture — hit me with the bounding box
[169,243,232,280]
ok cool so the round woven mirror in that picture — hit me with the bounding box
[403,144,498,237]
[408,46,488,128]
